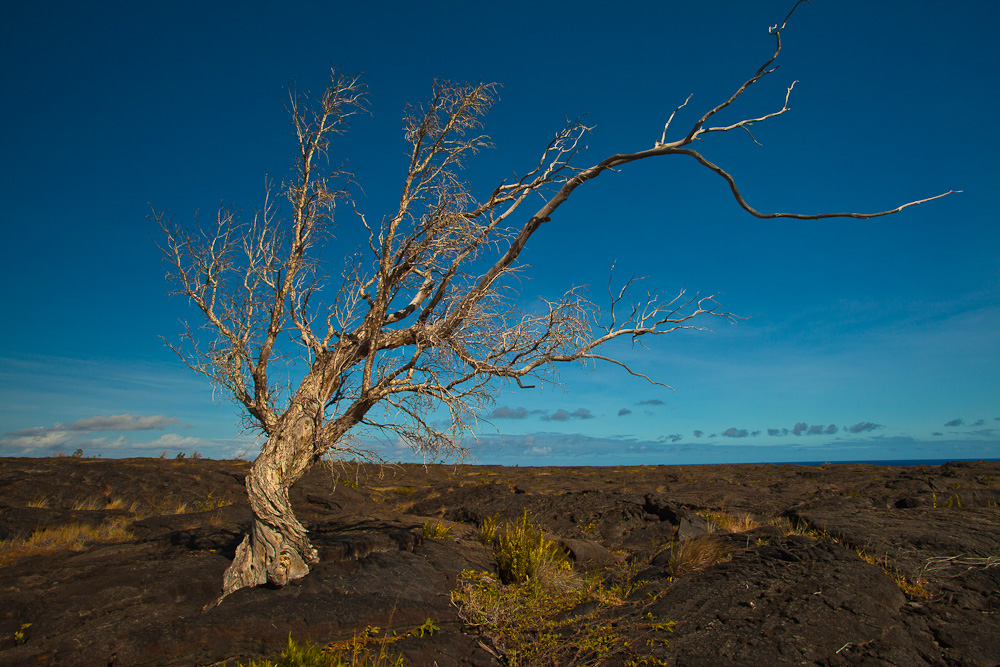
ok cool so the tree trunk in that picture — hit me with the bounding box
[216,428,319,603]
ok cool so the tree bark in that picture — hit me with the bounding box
[218,420,319,601]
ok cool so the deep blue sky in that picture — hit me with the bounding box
[1,1,997,464]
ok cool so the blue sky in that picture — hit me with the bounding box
[1,1,997,464]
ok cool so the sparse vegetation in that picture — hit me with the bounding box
[71,497,105,511]
[0,517,134,567]
[487,511,570,585]
[232,633,403,667]
[659,535,734,578]
[478,514,500,545]
[230,617,443,666]
[454,570,625,667]
[13,623,31,645]
[700,510,760,533]
[421,520,452,540]
[455,513,676,666]
[189,491,233,513]
[855,548,932,600]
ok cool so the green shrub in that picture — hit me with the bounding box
[453,570,673,667]
[235,634,402,667]
[478,514,500,545]
[456,513,676,665]
[453,570,618,667]
[421,520,452,539]
[490,511,569,585]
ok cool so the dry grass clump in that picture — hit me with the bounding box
[0,517,134,567]
[855,548,933,600]
[661,535,734,577]
[701,509,760,533]
[767,516,934,601]
[71,497,106,511]
[1,489,235,568]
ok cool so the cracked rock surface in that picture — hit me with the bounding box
[1,457,998,666]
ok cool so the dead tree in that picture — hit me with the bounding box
[155,2,954,604]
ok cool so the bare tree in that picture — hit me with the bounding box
[155,1,954,604]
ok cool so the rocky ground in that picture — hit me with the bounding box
[1,457,998,666]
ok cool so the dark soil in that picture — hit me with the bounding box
[1,457,998,666]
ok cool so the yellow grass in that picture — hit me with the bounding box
[856,548,933,600]
[71,497,105,511]
[0,517,134,567]
[701,510,761,533]
[106,497,141,512]
[662,535,734,577]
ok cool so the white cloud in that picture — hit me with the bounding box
[67,414,180,431]
[128,433,206,450]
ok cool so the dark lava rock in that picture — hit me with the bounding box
[1,457,999,665]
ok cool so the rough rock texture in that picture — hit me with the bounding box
[1,457,998,666]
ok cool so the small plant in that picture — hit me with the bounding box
[660,535,733,578]
[413,618,439,637]
[478,514,500,545]
[72,448,84,458]
[453,570,620,666]
[933,492,964,510]
[603,555,649,604]
[27,496,52,509]
[389,486,416,496]
[454,568,674,667]
[234,634,403,667]
[491,511,570,585]
[421,520,453,540]
[700,510,760,533]
[176,452,186,460]
[71,497,105,511]
[190,491,232,513]
[855,548,932,600]
[13,622,31,645]
[105,497,140,512]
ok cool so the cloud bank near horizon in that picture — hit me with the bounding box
[0,413,252,458]
[447,431,1000,467]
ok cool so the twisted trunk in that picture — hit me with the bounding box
[215,373,327,602]
[218,436,318,601]
[212,352,371,605]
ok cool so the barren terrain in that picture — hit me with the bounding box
[1,457,998,666]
